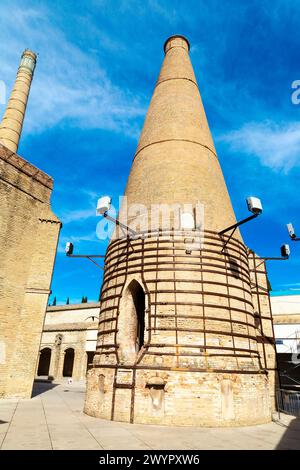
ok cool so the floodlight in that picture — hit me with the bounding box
[281,244,290,259]
[259,243,291,262]
[219,197,263,248]
[96,196,111,215]
[96,195,137,237]
[287,223,296,240]
[246,197,263,215]
[65,242,74,255]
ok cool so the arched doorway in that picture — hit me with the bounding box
[37,348,51,376]
[118,280,146,363]
[63,348,75,377]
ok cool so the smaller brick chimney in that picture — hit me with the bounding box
[0,49,37,153]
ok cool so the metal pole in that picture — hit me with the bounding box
[103,213,137,237]
[218,213,258,236]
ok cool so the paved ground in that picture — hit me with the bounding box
[0,381,299,450]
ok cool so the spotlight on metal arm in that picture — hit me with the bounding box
[262,244,291,261]
[219,197,263,252]
[287,223,300,241]
[255,244,291,268]
[65,242,105,270]
[96,196,137,238]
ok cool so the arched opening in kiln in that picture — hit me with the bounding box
[37,348,51,376]
[63,348,75,377]
[128,280,145,352]
[132,281,146,351]
[118,280,146,362]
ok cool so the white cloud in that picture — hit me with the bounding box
[0,4,145,138]
[218,121,300,172]
[57,231,99,254]
[60,208,95,224]
[281,283,300,288]
[57,189,102,224]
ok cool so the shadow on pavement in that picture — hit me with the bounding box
[276,417,300,450]
[31,381,59,398]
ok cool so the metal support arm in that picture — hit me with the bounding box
[219,213,258,253]
[67,254,105,258]
[219,213,258,236]
[255,256,288,269]
[67,254,105,270]
[103,212,137,237]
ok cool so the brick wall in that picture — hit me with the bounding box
[0,144,61,398]
[84,231,274,426]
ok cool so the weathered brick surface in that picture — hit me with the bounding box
[85,36,275,426]
[0,144,61,398]
[84,233,274,426]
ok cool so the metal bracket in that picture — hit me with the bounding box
[219,213,258,253]
[67,253,105,270]
[255,257,288,269]
[103,212,137,238]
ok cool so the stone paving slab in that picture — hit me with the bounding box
[0,382,299,450]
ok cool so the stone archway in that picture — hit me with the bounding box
[37,348,52,377]
[63,348,75,377]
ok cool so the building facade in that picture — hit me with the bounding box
[0,50,61,399]
[83,36,277,426]
[37,295,300,392]
[271,294,300,390]
[37,303,99,381]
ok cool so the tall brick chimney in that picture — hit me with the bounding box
[117,35,239,234]
[0,49,37,153]
[84,36,276,427]
[0,49,61,400]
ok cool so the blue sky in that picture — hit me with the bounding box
[1,0,300,304]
